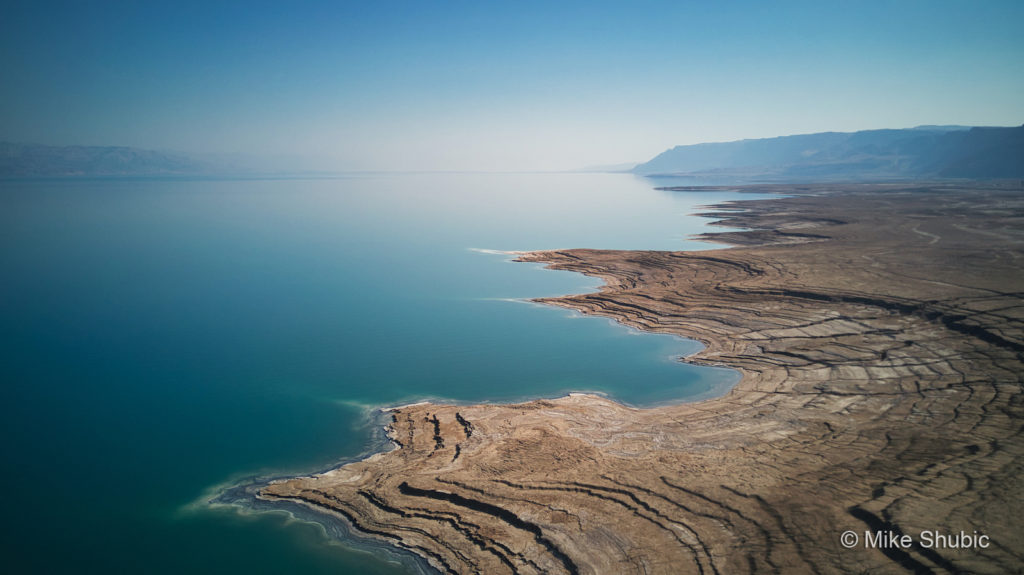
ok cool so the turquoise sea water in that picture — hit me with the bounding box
[1,173,763,573]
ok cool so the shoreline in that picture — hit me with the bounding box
[225,193,755,571]
[237,181,1023,573]
[209,366,738,575]
[206,213,754,570]
[209,366,738,572]
[206,409,437,575]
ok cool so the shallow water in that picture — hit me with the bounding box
[0,173,765,573]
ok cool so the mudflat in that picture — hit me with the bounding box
[262,181,1024,574]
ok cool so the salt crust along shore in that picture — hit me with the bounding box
[253,181,1023,574]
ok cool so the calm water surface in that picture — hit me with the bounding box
[1,173,765,573]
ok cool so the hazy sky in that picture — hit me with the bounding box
[2,1,1022,171]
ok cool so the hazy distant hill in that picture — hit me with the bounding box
[0,143,211,176]
[633,125,1024,179]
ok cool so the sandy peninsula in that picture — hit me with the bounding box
[260,181,1024,574]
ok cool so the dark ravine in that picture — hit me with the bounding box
[258,181,1024,574]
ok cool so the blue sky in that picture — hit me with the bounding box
[2,1,1022,171]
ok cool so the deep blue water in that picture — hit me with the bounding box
[0,173,763,573]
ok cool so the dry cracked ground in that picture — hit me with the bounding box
[262,181,1024,574]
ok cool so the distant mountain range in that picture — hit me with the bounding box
[633,125,1024,179]
[0,143,215,176]
[4,125,1023,179]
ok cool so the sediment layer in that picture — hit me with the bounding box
[262,181,1024,574]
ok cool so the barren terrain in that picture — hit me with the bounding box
[262,182,1024,574]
